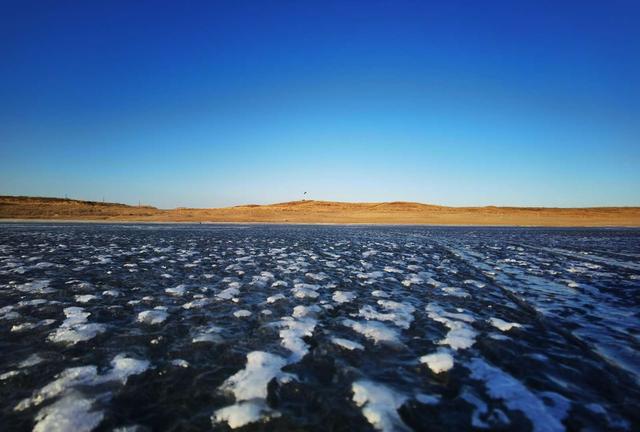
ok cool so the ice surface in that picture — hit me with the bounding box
[2,224,638,431]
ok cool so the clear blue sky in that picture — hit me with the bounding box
[1,1,639,208]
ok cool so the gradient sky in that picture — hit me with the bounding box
[1,1,639,208]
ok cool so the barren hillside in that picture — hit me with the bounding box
[1,196,639,226]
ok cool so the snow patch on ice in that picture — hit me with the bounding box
[291,283,320,299]
[352,380,409,432]
[215,351,292,428]
[420,350,454,374]
[383,266,403,274]
[333,290,356,304]
[440,287,470,298]
[137,310,168,325]
[464,279,486,289]
[343,319,401,345]
[75,294,98,303]
[182,298,210,309]
[279,317,317,361]
[1,370,20,380]
[306,272,328,281]
[266,293,286,304]
[15,353,148,412]
[292,304,321,318]
[331,337,364,351]
[357,271,384,280]
[213,400,279,429]
[233,309,252,318]
[171,359,190,368]
[19,354,45,368]
[489,317,522,332]
[105,354,150,383]
[359,300,415,329]
[165,284,187,296]
[217,286,241,300]
[192,326,223,344]
[401,274,424,287]
[426,303,477,350]
[468,358,565,432]
[16,279,54,294]
[48,307,106,345]
[33,391,104,432]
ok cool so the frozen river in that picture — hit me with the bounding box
[1,223,639,431]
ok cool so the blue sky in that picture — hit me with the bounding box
[1,0,639,208]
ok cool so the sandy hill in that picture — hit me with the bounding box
[1,196,639,226]
[0,196,160,219]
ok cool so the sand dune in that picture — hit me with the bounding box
[1,195,639,226]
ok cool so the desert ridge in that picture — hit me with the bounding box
[1,196,639,227]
